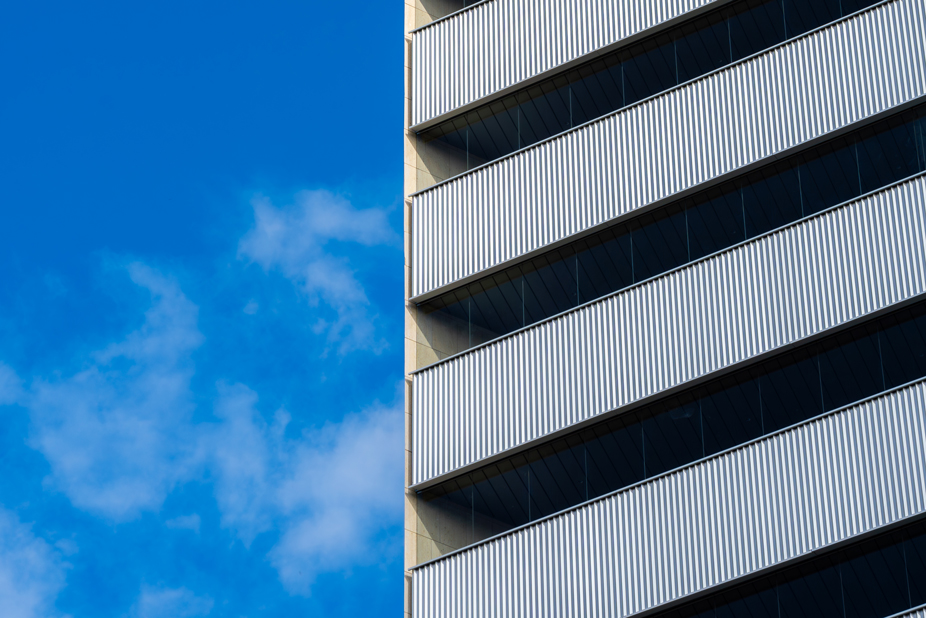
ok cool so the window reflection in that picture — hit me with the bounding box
[632,203,689,281]
[687,185,744,261]
[643,395,702,477]
[743,160,802,237]
[797,138,860,215]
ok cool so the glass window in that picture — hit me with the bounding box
[729,0,785,61]
[880,304,926,389]
[743,160,803,237]
[584,417,644,499]
[676,12,731,84]
[521,247,577,325]
[472,459,530,540]
[917,115,926,171]
[465,99,520,165]
[841,0,880,13]
[623,34,677,105]
[418,480,474,549]
[857,116,921,194]
[420,289,472,352]
[517,78,571,148]
[797,137,860,215]
[468,271,523,345]
[632,203,688,282]
[759,349,822,433]
[701,373,762,456]
[570,56,623,127]
[687,184,745,261]
[643,395,703,477]
[784,0,840,38]
[777,559,844,617]
[576,226,633,305]
[841,534,909,618]
[714,581,779,618]
[818,326,883,412]
[674,599,716,618]
[527,437,586,518]
[907,527,926,606]
[418,119,470,176]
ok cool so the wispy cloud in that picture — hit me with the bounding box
[17,260,402,598]
[0,506,68,618]
[0,362,24,406]
[131,585,213,618]
[238,190,398,355]
[208,383,403,595]
[27,263,204,522]
[164,515,201,534]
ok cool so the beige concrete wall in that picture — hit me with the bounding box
[405,2,485,614]
[402,0,439,618]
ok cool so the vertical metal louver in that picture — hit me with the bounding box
[412,174,926,486]
[411,0,926,299]
[411,0,719,127]
[412,380,926,618]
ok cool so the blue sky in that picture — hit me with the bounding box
[0,2,403,616]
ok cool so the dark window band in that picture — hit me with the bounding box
[418,0,883,168]
[418,103,926,359]
[418,299,926,555]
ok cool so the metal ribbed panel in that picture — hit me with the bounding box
[412,174,926,486]
[411,0,926,299]
[411,0,718,127]
[413,380,926,618]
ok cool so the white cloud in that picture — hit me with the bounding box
[206,383,280,545]
[207,384,403,595]
[0,506,68,618]
[131,585,213,618]
[17,258,403,598]
[27,263,204,522]
[238,190,397,355]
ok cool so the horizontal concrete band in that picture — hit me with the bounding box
[413,379,926,618]
[411,0,722,128]
[412,173,926,486]
[411,0,926,299]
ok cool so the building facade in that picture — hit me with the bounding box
[404,0,926,616]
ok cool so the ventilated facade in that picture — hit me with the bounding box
[403,1,926,617]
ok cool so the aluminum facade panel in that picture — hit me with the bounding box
[412,379,926,618]
[411,0,926,299]
[412,174,926,486]
[410,0,720,127]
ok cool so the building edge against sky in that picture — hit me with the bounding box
[405,0,926,617]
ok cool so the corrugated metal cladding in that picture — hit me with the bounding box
[412,380,926,618]
[411,0,926,299]
[410,0,718,127]
[412,174,926,486]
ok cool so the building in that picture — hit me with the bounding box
[404,0,926,616]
